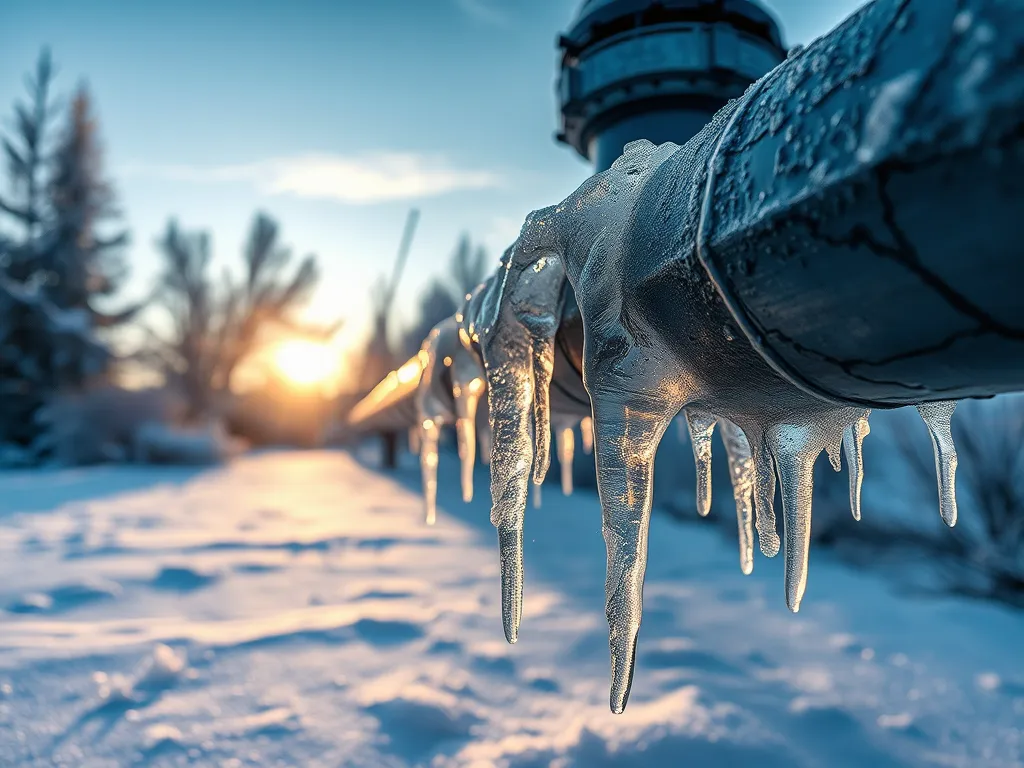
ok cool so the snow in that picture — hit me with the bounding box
[1,449,1022,767]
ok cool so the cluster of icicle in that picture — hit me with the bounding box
[412,298,596,524]
[408,138,962,715]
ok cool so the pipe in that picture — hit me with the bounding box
[347,0,1023,715]
[459,0,1024,714]
[698,0,1024,406]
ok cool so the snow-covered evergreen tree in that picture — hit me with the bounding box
[43,84,133,326]
[0,51,133,463]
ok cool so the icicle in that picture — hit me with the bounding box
[532,480,543,508]
[408,426,421,456]
[769,425,819,613]
[453,376,485,503]
[420,418,440,526]
[751,436,780,558]
[483,339,534,645]
[556,424,575,495]
[685,409,717,517]
[916,401,959,527]
[531,337,555,485]
[720,420,755,575]
[593,398,677,714]
[477,243,565,645]
[843,415,871,521]
[580,416,594,455]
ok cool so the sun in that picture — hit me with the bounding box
[273,339,337,389]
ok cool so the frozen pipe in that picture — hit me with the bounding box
[469,0,1023,713]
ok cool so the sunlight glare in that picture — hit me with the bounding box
[274,339,338,389]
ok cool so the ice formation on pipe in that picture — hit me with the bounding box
[441,0,1003,713]
[465,126,966,713]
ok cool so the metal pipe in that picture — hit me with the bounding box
[697,0,1024,406]
[457,0,1024,714]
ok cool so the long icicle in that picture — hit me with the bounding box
[594,397,676,714]
[770,427,818,613]
[917,401,959,527]
[843,415,871,521]
[685,409,717,517]
[751,434,780,557]
[720,419,755,575]
[420,418,441,526]
[485,339,535,644]
[454,377,484,503]
[557,424,575,495]
[531,337,555,485]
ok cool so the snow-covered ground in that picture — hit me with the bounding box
[0,449,1021,767]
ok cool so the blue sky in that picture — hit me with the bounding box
[0,0,863,377]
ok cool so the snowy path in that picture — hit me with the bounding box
[0,450,1021,767]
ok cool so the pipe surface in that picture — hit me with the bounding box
[699,0,1024,406]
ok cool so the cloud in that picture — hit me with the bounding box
[454,0,509,25]
[121,152,501,205]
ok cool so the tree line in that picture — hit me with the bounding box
[0,49,489,465]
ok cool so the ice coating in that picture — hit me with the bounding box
[556,421,576,496]
[426,0,1004,712]
[843,415,871,521]
[471,136,885,711]
[532,481,542,509]
[720,419,755,575]
[917,401,959,527]
[685,409,717,517]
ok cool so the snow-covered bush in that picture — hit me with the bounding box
[34,384,243,466]
[0,278,109,463]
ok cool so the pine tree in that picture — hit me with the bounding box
[0,51,129,462]
[0,49,55,281]
[44,84,131,323]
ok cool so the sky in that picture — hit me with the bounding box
[0,0,864,388]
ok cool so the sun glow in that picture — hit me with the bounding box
[273,339,338,389]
